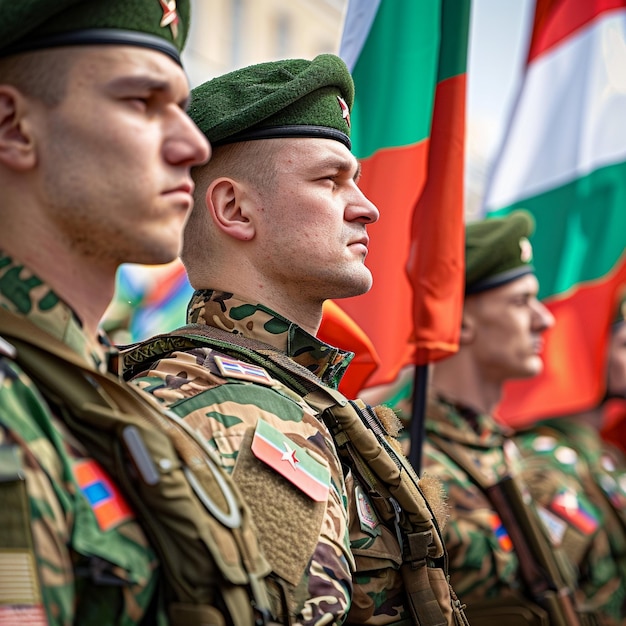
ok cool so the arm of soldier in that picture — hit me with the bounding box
[0,357,78,625]
[296,515,354,625]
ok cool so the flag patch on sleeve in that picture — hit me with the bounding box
[490,513,513,552]
[251,420,330,502]
[73,459,133,531]
[549,489,599,535]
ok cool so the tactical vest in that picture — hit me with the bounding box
[0,308,279,626]
[122,323,471,626]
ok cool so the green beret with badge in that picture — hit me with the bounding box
[0,0,190,64]
[465,210,535,295]
[188,53,354,148]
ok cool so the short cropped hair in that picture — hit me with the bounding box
[0,49,75,106]
[182,140,280,282]
[192,140,279,201]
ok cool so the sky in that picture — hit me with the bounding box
[467,0,534,165]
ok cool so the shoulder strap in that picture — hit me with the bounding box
[0,309,277,626]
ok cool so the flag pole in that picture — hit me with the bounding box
[408,363,429,474]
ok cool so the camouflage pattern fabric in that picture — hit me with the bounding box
[129,289,411,625]
[515,419,626,625]
[0,254,161,626]
[422,396,524,602]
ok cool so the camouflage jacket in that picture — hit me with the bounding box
[515,418,626,624]
[127,289,413,625]
[0,254,161,626]
[422,396,524,602]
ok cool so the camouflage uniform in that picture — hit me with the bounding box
[516,419,626,624]
[127,289,412,625]
[0,254,161,625]
[422,396,522,602]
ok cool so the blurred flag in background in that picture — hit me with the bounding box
[483,0,626,426]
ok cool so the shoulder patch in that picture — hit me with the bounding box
[73,459,134,531]
[548,488,599,535]
[355,483,381,536]
[214,355,276,386]
[251,419,330,502]
[489,512,513,552]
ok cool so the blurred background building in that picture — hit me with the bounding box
[183,0,347,85]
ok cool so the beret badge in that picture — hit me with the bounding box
[159,0,179,38]
[337,96,351,128]
[519,237,533,263]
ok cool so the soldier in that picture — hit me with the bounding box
[420,211,601,623]
[514,291,626,624]
[121,56,469,625]
[0,2,276,625]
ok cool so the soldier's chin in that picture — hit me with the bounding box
[520,356,545,379]
[328,267,374,301]
[354,269,374,295]
[350,282,373,298]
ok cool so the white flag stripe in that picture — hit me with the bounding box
[485,9,626,210]
[338,0,381,72]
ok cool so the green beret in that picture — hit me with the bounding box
[0,0,190,65]
[188,54,354,149]
[465,210,535,295]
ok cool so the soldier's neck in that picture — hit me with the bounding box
[431,356,502,417]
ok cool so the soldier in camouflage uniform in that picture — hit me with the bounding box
[122,56,468,626]
[514,291,626,624]
[419,213,594,623]
[0,2,256,624]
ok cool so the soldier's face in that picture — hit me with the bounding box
[250,137,379,304]
[34,45,209,269]
[463,274,555,384]
[607,322,626,398]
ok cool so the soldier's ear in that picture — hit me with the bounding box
[459,309,476,345]
[207,177,256,242]
[0,86,37,170]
